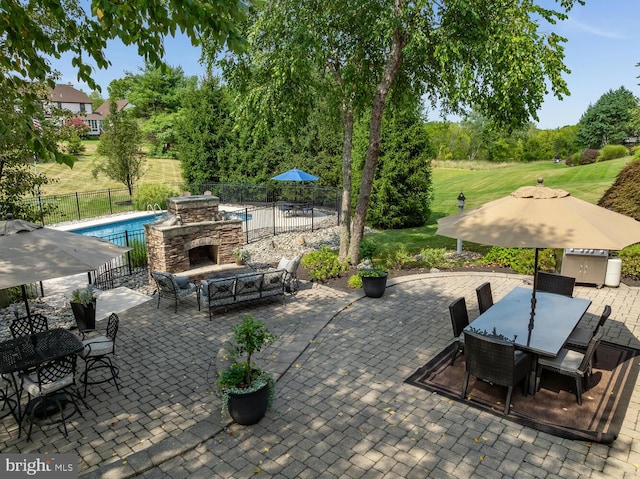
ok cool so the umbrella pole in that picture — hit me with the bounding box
[21,284,32,320]
[529,248,540,334]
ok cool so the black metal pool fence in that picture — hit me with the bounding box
[21,182,341,226]
[19,183,340,291]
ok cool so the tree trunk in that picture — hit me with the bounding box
[339,104,354,262]
[348,24,406,263]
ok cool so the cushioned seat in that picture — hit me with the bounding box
[151,271,197,313]
[79,313,120,397]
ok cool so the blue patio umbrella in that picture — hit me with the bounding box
[271,168,319,182]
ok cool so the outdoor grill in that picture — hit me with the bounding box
[561,248,609,287]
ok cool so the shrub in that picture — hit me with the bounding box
[578,148,599,165]
[128,238,148,268]
[598,144,629,161]
[347,274,363,289]
[133,184,179,210]
[620,245,640,279]
[359,238,379,261]
[419,247,447,269]
[384,244,413,269]
[300,246,349,281]
[66,134,85,155]
[481,247,557,275]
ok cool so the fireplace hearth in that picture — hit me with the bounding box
[145,195,244,281]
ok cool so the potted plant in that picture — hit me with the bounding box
[217,315,277,425]
[70,284,97,331]
[357,239,388,298]
[233,248,249,266]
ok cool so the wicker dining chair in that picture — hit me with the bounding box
[565,305,611,365]
[536,271,575,297]
[475,282,494,315]
[462,330,532,414]
[537,329,604,405]
[448,297,470,366]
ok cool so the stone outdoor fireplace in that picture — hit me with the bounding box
[145,195,244,281]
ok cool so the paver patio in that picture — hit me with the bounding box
[1,271,639,478]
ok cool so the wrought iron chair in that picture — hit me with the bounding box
[448,297,469,365]
[537,329,604,405]
[79,313,120,397]
[475,282,494,315]
[462,330,532,414]
[20,354,87,440]
[151,271,197,312]
[9,313,48,338]
[536,271,575,297]
[0,376,17,422]
[566,305,611,364]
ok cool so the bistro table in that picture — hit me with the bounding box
[465,286,592,392]
[0,328,83,433]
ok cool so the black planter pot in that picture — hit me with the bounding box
[71,300,96,331]
[227,381,270,425]
[362,273,388,298]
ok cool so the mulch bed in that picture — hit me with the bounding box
[298,265,640,294]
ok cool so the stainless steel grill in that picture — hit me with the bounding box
[561,248,609,286]
[564,248,609,257]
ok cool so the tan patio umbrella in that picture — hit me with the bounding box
[0,215,131,318]
[436,178,640,332]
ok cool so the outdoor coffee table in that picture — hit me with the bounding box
[465,286,592,392]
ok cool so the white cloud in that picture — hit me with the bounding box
[569,18,626,40]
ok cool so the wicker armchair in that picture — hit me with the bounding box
[536,272,575,297]
[537,329,604,405]
[462,330,532,414]
[448,297,469,365]
[475,282,494,315]
[566,305,611,364]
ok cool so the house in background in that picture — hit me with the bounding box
[47,83,133,136]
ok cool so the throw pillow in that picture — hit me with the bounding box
[277,257,290,271]
[173,275,191,288]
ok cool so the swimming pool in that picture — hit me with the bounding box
[71,213,161,238]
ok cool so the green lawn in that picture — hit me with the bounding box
[371,157,636,256]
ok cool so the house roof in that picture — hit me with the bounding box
[49,83,92,104]
[95,99,131,117]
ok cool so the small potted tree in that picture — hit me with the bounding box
[357,238,388,298]
[217,315,277,425]
[70,284,97,331]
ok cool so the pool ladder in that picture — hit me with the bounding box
[147,203,162,213]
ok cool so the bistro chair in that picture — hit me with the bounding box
[9,314,48,339]
[151,271,197,313]
[448,297,470,365]
[566,305,611,364]
[20,354,86,440]
[475,282,494,315]
[79,313,120,398]
[0,376,17,422]
[462,330,532,414]
[537,329,604,405]
[536,272,575,297]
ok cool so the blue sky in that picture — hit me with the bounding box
[53,0,640,130]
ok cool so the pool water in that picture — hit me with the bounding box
[71,214,161,237]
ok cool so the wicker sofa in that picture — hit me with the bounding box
[198,269,286,320]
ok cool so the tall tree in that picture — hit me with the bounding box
[219,0,581,263]
[576,86,639,149]
[1,0,250,167]
[94,102,145,195]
